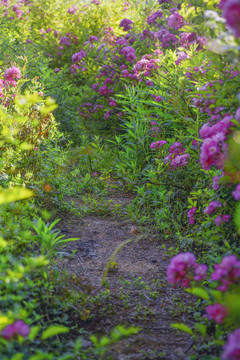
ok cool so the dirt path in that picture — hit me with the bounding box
[58,193,194,360]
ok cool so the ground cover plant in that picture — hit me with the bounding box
[0,0,240,359]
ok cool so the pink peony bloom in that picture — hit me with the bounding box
[205,303,228,324]
[222,328,240,360]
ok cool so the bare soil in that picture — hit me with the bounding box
[58,192,194,360]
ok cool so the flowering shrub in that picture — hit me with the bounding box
[0,0,240,358]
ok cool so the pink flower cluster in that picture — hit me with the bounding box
[167,11,185,30]
[154,28,178,48]
[133,55,159,76]
[223,0,240,38]
[150,140,167,149]
[147,11,163,26]
[167,252,208,287]
[199,115,234,170]
[3,66,21,86]
[205,303,228,324]
[119,46,136,62]
[119,18,133,32]
[1,320,30,340]
[175,51,190,65]
[204,200,222,214]
[211,255,240,291]
[222,328,240,360]
[164,142,190,168]
[187,206,197,225]
[214,214,231,226]
[232,183,240,200]
[68,6,78,14]
[72,50,87,63]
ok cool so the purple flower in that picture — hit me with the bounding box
[3,66,21,82]
[187,206,197,225]
[59,36,71,47]
[175,51,190,65]
[194,264,208,281]
[235,107,240,121]
[214,214,231,226]
[150,140,167,149]
[72,50,87,63]
[1,320,30,340]
[168,12,185,30]
[167,252,197,287]
[119,19,133,31]
[211,255,240,291]
[222,328,240,360]
[223,0,240,38]
[232,183,240,200]
[205,303,228,324]
[204,200,222,214]
[68,6,78,14]
[171,153,190,167]
[213,175,221,190]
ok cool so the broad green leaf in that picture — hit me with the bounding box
[42,325,69,340]
[186,287,209,300]
[195,323,207,336]
[171,323,193,335]
[0,187,33,205]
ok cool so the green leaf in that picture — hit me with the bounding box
[42,325,69,340]
[171,323,193,335]
[195,323,207,336]
[0,187,34,205]
[28,326,41,341]
[186,287,209,300]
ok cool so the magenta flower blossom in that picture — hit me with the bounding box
[119,19,133,31]
[147,10,163,26]
[222,328,240,360]
[212,175,221,190]
[214,214,231,226]
[150,140,167,149]
[171,153,190,167]
[205,303,228,324]
[235,107,240,121]
[211,255,240,291]
[204,200,222,214]
[232,183,240,200]
[1,320,30,340]
[167,11,185,30]
[223,0,240,38]
[167,252,197,287]
[175,52,190,65]
[194,264,208,281]
[72,50,87,63]
[187,206,197,225]
[68,6,78,14]
[3,66,21,83]
[59,36,71,46]
[167,253,207,288]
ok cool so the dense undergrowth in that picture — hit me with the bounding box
[0,0,240,359]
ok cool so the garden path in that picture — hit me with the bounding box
[59,190,194,360]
